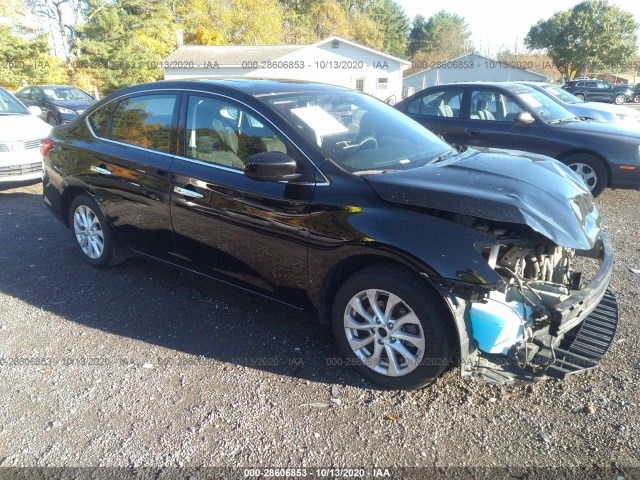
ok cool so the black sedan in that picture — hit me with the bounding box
[42,79,618,389]
[16,85,96,126]
[395,82,640,196]
[518,81,640,125]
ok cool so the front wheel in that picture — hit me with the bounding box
[332,264,455,389]
[68,194,125,268]
[563,154,608,197]
[633,94,640,103]
[614,93,626,105]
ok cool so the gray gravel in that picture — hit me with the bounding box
[0,182,638,475]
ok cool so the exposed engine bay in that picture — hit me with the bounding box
[460,232,617,384]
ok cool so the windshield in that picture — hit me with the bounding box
[42,86,93,102]
[0,87,29,115]
[510,87,575,123]
[263,90,452,173]
[540,84,584,104]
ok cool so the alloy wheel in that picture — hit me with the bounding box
[343,289,425,377]
[73,205,105,259]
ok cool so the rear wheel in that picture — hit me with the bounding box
[68,194,125,268]
[563,153,608,197]
[614,93,626,105]
[634,94,640,103]
[332,264,455,389]
[575,93,586,101]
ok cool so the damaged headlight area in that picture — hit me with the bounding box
[456,230,618,385]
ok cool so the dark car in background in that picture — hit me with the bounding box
[42,79,618,389]
[561,80,632,104]
[630,84,640,103]
[519,81,640,125]
[395,82,640,196]
[16,85,96,126]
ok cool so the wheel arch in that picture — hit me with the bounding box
[317,254,462,357]
[555,149,611,187]
[60,184,98,228]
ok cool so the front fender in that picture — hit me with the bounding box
[306,204,502,307]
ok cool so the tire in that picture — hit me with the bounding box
[562,153,608,197]
[634,94,640,104]
[332,263,455,389]
[46,113,59,126]
[68,194,126,268]
[614,93,626,105]
[575,93,586,101]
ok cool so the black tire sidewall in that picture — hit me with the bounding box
[614,94,625,105]
[563,154,608,197]
[68,194,115,268]
[332,266,454,389]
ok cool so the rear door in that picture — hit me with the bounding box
[82,92,179,260]
[168,93,315,306]
[401,86,467,146]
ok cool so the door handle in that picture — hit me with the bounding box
[174,185,203,199]
[90,165,111,175]
[464,128,481,135]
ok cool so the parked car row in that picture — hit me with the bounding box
[395,81,640,197]
[561,79,632,104]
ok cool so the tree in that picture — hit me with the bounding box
[0,25,67,89]
[409,10,471,58]
[76,0,176,92]
[308,1,351,39]
[525,0,638,79]
[25,0,84,61]
[366,0,409,58]
[497,49,561,80]
[174,0,282,45]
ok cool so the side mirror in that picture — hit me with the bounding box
[515,112,535,124]
[244,152,301,182]
[28,106,42,117]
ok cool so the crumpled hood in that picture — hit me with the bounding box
[362,148,601,250]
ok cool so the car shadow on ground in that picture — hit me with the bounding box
[0,187,373,388]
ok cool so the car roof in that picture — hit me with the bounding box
[418,81,539,94]
[110,78,352,98]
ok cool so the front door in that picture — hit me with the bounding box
[168,94,314,306]
[461,88,547,153]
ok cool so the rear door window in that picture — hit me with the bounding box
[111,95,177,152]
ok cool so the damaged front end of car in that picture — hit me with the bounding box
[453,227,617,385]
[364,148,619,385]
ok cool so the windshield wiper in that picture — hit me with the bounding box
[430,148,457,164]
[548,117,580,124]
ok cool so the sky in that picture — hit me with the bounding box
[396,0,640,55]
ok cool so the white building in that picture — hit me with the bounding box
[162,36,411,103]
[402,53,552,97]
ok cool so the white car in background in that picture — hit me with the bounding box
[0,86,52,186]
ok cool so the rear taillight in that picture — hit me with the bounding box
[40,139,54,157]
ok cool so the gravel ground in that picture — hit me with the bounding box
[0,181,638,478]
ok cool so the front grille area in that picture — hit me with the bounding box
[0,163,41,177]
[0,145,9,153]
[24,139,40,150]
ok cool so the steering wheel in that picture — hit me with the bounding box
[357,136,378,151]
